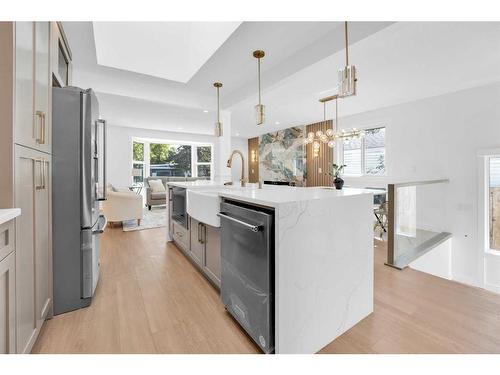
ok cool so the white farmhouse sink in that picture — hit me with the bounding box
[186,185,258,227]
[186,190,222,227]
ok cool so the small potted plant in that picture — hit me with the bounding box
[330,163,346,190]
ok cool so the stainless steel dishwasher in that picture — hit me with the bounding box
[218,200,275,353]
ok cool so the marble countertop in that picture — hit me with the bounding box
[0,208,21,225]
[169,180,376,208]
[218,186,375,208]
[166,180,226,188]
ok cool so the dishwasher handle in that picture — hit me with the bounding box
[217,212,263,232]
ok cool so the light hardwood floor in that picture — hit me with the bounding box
[32,226,500,354]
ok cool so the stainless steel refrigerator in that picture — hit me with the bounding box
[52,87,107,315]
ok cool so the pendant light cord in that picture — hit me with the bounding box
[335,98,338,133]
[344,21,349,67]
[258,57,262,105]
[217,86,220,123]
[323,101,326,122]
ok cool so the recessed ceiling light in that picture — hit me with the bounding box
[275,121,280,125]
[177,127,183,130]
[203,110,209,113]
[236,133,240,136]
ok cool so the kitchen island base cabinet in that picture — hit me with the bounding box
[189,218,204,266]
[187,217,221,288]
[203,225,221,287]
[0,252,16,354]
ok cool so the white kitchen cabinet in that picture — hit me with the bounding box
[14,22,35,150]
[203,225,221,287]
[34,22,51,154]
[14,145,52,353]
[189,218,204,266]
[0,251,16,354]
[188,218,221,288]
[35,156,51,328]
[14,21,51,153]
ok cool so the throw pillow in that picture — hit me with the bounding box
[149,179,165,193]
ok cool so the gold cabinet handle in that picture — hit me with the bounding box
[41,112,46,145]
[35,111,45,144]
[35,111,45,145]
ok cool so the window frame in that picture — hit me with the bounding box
[194,145,213,179]
[131,137,214,182]
[340,126,386,177]
[132,141,146,184]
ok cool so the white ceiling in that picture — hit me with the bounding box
[63,22,500,138]
[92,22,240,83]
[96,92,216,135]
[230,22,500,137]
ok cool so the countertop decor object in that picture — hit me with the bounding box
[330,163,346,190]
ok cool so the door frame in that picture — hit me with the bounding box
[477,148,500,293]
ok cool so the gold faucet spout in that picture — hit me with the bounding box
[226,149,246,187]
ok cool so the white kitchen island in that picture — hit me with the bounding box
[166,182,374,354]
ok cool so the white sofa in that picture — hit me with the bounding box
[102,185,143,225]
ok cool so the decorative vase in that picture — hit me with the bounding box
[333,177,344,190]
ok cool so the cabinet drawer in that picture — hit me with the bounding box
[172,221,189,252]
[0,221,14,262]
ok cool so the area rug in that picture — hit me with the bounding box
[122,206,166,232]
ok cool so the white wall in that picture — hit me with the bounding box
[106,125,215,187]
[338,82,500,289]
[106,123,248,187]
[230,136,249,182]
[409,239,452,280]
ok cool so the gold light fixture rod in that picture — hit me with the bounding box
[319,94,338,103]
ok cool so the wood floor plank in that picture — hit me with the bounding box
[32,227,500,354]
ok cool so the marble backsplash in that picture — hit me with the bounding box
[259,126,306,185]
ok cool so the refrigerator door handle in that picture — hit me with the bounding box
[95,119,107,201]
[92,215,108,234]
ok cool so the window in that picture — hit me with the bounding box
[342,127,386,176]
[131,139,213,182]
[196,146,212,178]
[343,138,362,175]
[132,141,145,183]
[149,144,192,177]
[490,157,500,251]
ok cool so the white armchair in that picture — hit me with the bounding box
[102,188,143,225]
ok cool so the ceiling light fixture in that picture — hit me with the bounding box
[305,95,364,149]
[213,82,223,137]
[275,121,280,125]
[253,50,265,126]
[338,21,357,98]
[203,110,209,113]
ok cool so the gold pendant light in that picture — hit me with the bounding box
[338,21,357,98]
[305,94,363,149]
[213,82,223,137]
[253,50,265,125]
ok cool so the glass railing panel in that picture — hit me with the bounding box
[386,179,451,269]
